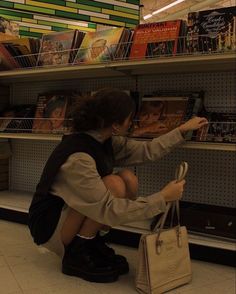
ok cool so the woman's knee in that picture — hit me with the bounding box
[117,169,138,199]
[103,174,126,198]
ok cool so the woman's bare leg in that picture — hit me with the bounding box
[61,174,126,246]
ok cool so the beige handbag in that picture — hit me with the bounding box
[135,162,192,294]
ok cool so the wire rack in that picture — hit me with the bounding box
[0,118,72,134]
[2,34,235,70]
[0,117,235,144]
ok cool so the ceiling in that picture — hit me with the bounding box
[140,0,235,23]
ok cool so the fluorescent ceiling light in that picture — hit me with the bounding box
[143,0,186,20]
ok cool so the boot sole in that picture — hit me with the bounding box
[118,263,129,275]
[62,265,119,283]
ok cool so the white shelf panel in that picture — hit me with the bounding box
[182,141,236,151]
[0,53,235,83]
[0,190,32,212]
[115,222,236,252]
[0,133,62,141]
[1,190,234,251]
[1,133,235,151]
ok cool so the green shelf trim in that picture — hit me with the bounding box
[33,0,66,6]
[14,4,55,15]
[75,0,114,10]
[114,5,139,15]
[110,14,138,24]
[66,3,102,13]
[55,10,90,21]
[38,20,67,28]
[0,8,33,19]
[19,30,42,38]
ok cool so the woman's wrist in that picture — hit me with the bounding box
[178,124,187,135]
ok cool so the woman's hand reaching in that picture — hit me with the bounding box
[178,116,208,135]
[160,179,186,202]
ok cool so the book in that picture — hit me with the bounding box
[152,91,204,140]
[37,30,79,67]
[0,105,36,133]
[130,96,190,138]
[73,27,125,64]
[1,38,40,68]
[186,6,236,53]
[0,43,20,69]
[0,16,19,37]
[32,91,75,134]
[196,112,236,143]
[129,20,184,60]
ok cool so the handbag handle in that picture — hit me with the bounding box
[153,161,188,232]
[154,162,188,253]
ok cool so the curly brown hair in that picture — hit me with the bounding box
[72,88,135,132]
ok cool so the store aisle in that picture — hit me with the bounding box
[0,220,235,294]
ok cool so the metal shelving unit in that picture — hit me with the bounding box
[0,52,235,266]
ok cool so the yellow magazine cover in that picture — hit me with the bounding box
[74,27,124,64]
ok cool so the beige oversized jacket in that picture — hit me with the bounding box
[50,128,185,227]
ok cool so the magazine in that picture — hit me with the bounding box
[196,112,236,143]
[130,96,189,138]
[186,6,236,53]
[0,16,19,37]
[129,20,184,59]
[32,91,76,134]
[37,30,77,67]
[1,38,39,68]
[73,27,125,64]
[0,105,36,133]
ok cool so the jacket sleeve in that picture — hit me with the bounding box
[112,128,185,166]
[50,153,167,227]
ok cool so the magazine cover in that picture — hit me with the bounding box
[1,38,38,68]
[196,112,236,143]
[186,6,236,53]
[32,92,70,134]
[129,20,183,59]
[0,105,36,133]
[73,27,124,64]
[0,16,19,37]
[37,30,76,66]
[130,96,189,138]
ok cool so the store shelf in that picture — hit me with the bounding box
[0,52,235,83]
[182,141,236,151]
[1,190,234,252]
[115,222,236,252]
[0,190,32,213]
[1,132,235,150]
[0,133,62,141]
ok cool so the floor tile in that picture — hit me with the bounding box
[0,265,23,293]
[0,220,235,294]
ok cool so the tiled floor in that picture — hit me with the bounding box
[0,220,235,294]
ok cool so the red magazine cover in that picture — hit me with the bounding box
[129,20,183,59]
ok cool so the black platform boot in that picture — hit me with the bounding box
[62,236,119,283]
[91,234,129,275]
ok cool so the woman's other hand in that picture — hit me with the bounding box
[160,179,186,202]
